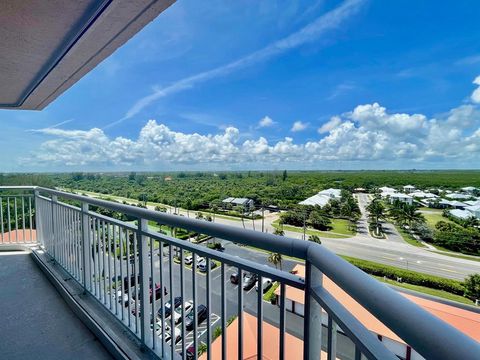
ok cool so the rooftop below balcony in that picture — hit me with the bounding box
[0,248,112,359]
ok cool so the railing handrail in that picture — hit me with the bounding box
[1,185,479,359]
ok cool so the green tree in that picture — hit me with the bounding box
[366,197,385,236]
[308,234,321,244]
[268,252,283,270]
[308,210,331,231]
[282,170,287,181]
[273,228,285,236]
[464,274,480,300]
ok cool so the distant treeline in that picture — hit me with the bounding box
[1,170,479,210]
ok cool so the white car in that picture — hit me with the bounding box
[114,290,129,306]
[184,255,193,265]
[174,300,193,324]
[151,320,170,338]
[255,278,272,293]
[166,326,182,344]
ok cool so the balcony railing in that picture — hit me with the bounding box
[1,186,479,360]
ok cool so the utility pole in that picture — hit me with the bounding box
[261,206,265,233]
[303,210,306,241]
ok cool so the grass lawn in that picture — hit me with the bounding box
[423,212,455,230]
[418,207,443,212]
[374,276,475,306]
[263,281,280,301]
[330,218,356,236]
[272,220,353,239]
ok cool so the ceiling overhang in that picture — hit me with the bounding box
[0,0,176,110]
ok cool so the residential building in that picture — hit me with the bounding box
[461,186,478,194]
[464,205,480,219]
[222,197,255,211]
[318,188,342,199]
[379,186,397,194]
[410,191,438,199]
[299,188,342,207]
[448,209,474,220]
[446,193,472,200]
[403,185,416,193]
[381,192,413,205]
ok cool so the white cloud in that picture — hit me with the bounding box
[258,116,275,128]
[26,75,480,168]
[318,116,342,134]
[471,76,480,104]
[105,0,365,129]
[291,121,308,132]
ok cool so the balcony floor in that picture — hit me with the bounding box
[0,249,113,360]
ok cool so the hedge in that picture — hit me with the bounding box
[341,255,465,295]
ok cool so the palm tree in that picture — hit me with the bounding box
[308,234,321,244]
[402,204,425,228]
[268,252,283,270]
[366,197,385,236]
[211,203,218,222]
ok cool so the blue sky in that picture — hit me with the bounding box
[2,0,480,171]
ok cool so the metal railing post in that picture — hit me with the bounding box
[51,195,58,260]
[137,218,150,347]
[303,260,323,360]
[34,190,41,247]
[81,202,91,292]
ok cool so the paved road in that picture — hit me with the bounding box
[72,189,480,280]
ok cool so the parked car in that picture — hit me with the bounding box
[195,256,205,266]
[198,260,217,273]
[255,277,272,293]
[230,272,240,284]
[184,255,193,265]
[173,301,193,324]
[184,345,195,360]
[123,275,140,289]
[185,304,208,331]
[114,290,129,307]
[166,326,182,344]
[160,296,182,318]
[242,272,257,290]
[149,283,168,302]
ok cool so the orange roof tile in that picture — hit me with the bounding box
[275,264,480,343]
[0,229,36,243]
[201,312,333,360]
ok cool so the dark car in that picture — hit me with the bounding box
[242,272,257,290]
[185,305,208,331]
[123,275,140,290]
[230,272,239,284]
[160,296,182,318]
[184,345,195,360]
[150,283,168,302]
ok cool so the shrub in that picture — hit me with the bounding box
[464,274,480,300]
[342,256,465,295]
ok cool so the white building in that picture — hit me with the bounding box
[461,186,478,194]
[299,188,342,207]
[379,186,396,194]
[445,193,471,200]
[222,197,254,211]
[318,188,342,199]
[410,191,438,199]
[465,205,480,219]
[386,193,413,205]
[449,209,474,220]
[403,185,416,193]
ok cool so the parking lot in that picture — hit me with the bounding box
[94,237,306,357]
